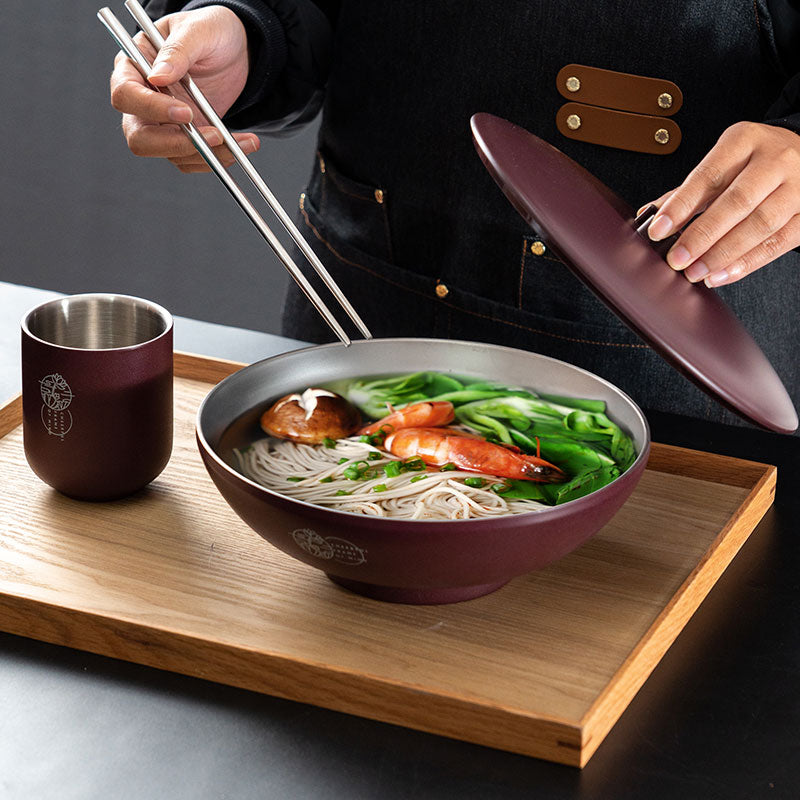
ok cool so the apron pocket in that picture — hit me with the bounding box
[309,150,394,263]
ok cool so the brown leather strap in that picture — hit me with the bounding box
[556,64,683,116]
[556,102,682,155]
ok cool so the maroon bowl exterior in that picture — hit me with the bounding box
[196,338,650,603]
[21,327,173,501]
[198,433,649,597]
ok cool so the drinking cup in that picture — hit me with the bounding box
[21,293,173,500]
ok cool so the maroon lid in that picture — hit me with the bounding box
[471,112,798,434]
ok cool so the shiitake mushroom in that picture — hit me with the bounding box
[260,388,361,444]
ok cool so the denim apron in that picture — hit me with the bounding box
[282,0,799,429]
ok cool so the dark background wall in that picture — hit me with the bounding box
[1,0,319,334]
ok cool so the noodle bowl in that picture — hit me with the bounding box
[197,338,650,603]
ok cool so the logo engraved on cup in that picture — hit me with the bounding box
[41,406,73,439]
[40,373,73,410]
[39,374,74,438]
[291,529,367,565]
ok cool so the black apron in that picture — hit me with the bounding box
[282,0,800,429]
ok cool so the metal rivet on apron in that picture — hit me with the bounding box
[435,283,449,298]
[566,114,582,130]
[654,128,670,145]
[565,76,581,92]
[530,241,546,256]
[657,92,673,109]
[374,189,385,203]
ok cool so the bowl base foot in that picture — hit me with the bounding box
[326,575,508,605]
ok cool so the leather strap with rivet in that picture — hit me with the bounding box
[555,64,682,154]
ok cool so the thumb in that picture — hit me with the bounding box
[147,22,202,85]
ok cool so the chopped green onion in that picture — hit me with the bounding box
[359,434,371,443]
[319,476,333,483]
[323,437,337,449]
[337,457,349,465]
[403,457,426,471]
[286,476,305,482]
[373,484,388,492]
[491,482,510,494]
[367,451,382,461]
[464,477,484,488]
[335,489,351,496]
[439,462,456,471]
[383,460,402,478]
[410,474,428,483]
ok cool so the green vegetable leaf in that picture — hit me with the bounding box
[338,372,462,418]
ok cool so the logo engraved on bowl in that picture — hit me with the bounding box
[291,529,367,565]
[326,537,367,565]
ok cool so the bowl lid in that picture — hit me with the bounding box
[470,112,797,434]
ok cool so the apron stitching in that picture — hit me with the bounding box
[319,162,382,203]
[299,203,649,349]
[380,199,395,262]
[317,152,328,215]
[517,238,527,308]
[752,0,761,32]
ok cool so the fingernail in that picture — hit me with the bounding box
[705,269,730,287]
[684,261,709,282]
[168,105,192,124]
[667,245,692,270]
[149,60,174,80]
[648,214,673,241]
[240,138,257,154]
[636,204,651,217]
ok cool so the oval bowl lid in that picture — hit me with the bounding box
[471,112,797,434]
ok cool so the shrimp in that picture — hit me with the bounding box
[359,401,455,436]
[384,427,566,483]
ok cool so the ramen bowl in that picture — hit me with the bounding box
[196,338,650,604]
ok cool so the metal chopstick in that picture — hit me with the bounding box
[125,0,372,339]
[121,0,373,342]
[98,7,364,346]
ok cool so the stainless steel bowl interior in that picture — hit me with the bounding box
[199,338,650,493]
[23,293,172,350]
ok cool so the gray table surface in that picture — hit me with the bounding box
[1,281,798,800]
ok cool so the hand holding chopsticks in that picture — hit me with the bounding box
[99,0,372,345]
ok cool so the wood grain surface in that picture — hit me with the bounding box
[0,353,776,766]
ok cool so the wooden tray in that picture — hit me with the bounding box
[0,353,776,767]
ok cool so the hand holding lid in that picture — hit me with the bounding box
[470,113,797,433]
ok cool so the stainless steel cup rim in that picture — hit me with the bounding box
[21,293,173,352]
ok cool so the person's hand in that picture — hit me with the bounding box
[109,6,260,172]
[644,121,800,286]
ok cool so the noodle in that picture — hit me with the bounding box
[234,437,547,520]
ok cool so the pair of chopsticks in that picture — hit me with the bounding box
[98,0,371,345]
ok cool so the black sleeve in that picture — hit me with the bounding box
[763,0,800,135]
[142,0,338,134]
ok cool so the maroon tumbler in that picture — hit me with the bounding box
[21,293,173,501]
